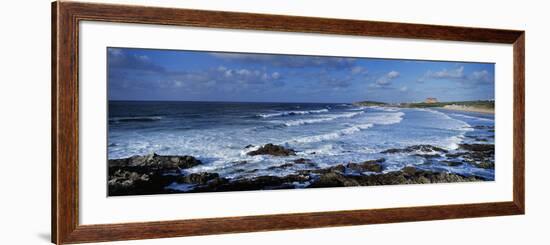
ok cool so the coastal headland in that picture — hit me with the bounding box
[353,100,495,114]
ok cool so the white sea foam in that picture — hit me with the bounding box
[279,111,364,127]
[377,107,400,112]
[445,134,466,150]
[450,113,494,122]
[347,106,367,111]
[288,123,374,144]
[258,109,329,118]
[109,116,163,122]
[364,111,404,125]
[420,109,473,131]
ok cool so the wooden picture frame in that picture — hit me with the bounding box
[52,1,525,244]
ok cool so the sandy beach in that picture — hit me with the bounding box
[440,104,494,114]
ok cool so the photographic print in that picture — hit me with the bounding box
[107,47,495,196]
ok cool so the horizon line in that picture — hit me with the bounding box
[108,99,494,104]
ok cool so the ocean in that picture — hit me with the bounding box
[108,101,495,182]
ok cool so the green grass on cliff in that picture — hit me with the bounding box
[401,100,494,109]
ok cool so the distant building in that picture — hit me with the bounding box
[425,97,438,103]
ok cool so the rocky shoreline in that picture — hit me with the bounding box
[108,142,494,196]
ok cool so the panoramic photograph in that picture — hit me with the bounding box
[107,47,495,196]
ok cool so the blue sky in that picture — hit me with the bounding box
[108,47,494,103]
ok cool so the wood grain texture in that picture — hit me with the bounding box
[61,1,522,43]
[51,2,58,243]
[64,202,521,244]
[513,33,525,213]
[51,1,525,244]
[53,1,80,244]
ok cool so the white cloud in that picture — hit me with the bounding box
[209,52,357,69]
[108,48,123,56]
[431,66,464,79]
[387,70,400,79]
[418,66,464,82]
[351,66,367,75]
[400,86,408,92]
[376,71,400,86]
[470,70,490,82]
[417,66,493,86]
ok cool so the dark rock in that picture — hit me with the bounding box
[445,152,463,158]
[473,162,495,169]
[176,155,203,168]
[232,160,248,165]
[459,144,494,152]
[402,166,417,175]
[311,164,346,174]
[413,154,442,159]
[267,163,294,170]
[466,136,489,142]
[107,169,178,196]
[247,143,296,156]
[207,176,230,187]
[310,172,360,187]
[346,158,385,172]
[108,169,150,190]
[179,172,220,185]
[381,145,448,154]
[442,161,463,166]
[107,153,203,196]
[456,144,495,169]
[109,153,202,170]
[441,144,495,169]
[244,144,255,149]
[310,164,485,188]
[293,158,313,164]
[190,174,311,192]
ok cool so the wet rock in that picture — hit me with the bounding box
[244,144,255,149]
[473,162,495,169]
[107,169,178,196]
[108,169,150,190]
[311,164,346,174]
[346,158,385,172]
[459,144,494,152]
[191,174,311,192]
[267,163,294,170]
[442,161,463,166]
[293,158,313,164]
[310,172,360,187]
[109,153,202,170]
[179,172,220,185]
[247,143,296,156]
[107,154,203,196]
[232,160,248,165]
[402,166,417,175]
[413,154,442,159]
[457,144,495,169]
[381,145,448,154]
[310,165,484,188]
[465,136,489,142]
